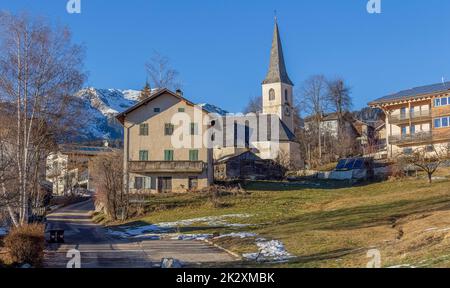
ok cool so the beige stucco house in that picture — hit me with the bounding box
[116,89,214,193]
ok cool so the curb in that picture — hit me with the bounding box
[203,239,243,261]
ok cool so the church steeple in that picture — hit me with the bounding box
[262,20,293,86]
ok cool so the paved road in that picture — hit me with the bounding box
[44,200,236,268]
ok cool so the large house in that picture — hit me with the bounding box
[369,82,450,158]
[116,89,215,193]
[116,21,302,193]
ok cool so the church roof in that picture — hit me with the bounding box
[262,21,294,86]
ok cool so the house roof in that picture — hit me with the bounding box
[369,81,450,106]
[304,112,353,123]
[116,88,209,125]
[262,21,294,86]
[59,145,119,156]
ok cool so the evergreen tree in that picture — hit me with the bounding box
[139,81,151,101]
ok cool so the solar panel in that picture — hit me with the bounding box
[344,159,355,170]
[353,159,364,169]
[336,159,347,170]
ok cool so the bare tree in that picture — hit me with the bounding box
[327,78,352,120]
[300,75,329,161]
[400,145,448,184]
[243,96,262,114]
[0,13,86,225]
[91,151,128,221]
[145,51,181,90]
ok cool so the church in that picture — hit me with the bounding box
[212,20,302,168]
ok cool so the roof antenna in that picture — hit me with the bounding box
[442,76,446,86]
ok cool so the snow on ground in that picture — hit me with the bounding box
[111,214,253,238]
[108,214,294,262]
[243,240,294,262]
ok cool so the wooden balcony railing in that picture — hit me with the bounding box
[389,110,431,125]
[128,161,206,173]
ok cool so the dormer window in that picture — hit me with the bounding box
[154,108,161,113]
[269,89,276,101]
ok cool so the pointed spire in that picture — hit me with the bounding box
[262,20,293,86]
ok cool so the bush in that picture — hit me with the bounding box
[4,224,45,267]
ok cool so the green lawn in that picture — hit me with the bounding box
[110,170,450,268]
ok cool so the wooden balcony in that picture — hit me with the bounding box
[128,161,206,173]
[389,131,433,145]
[389,110,431,125]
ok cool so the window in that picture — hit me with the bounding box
[410,107,415,118]
[285,89,289,102]
[165,123,174,135]
[410,125,416,134]
[442,97,448,106]
[134,177,144,189]
[400,107,407,119]
[269,89,275,101]
[139,150,149,161]
[154,108,161,113]
[435,118,442,128]
[403,148,413,155]
[189,150,199,161]
[178,107,185,113]
[443,117,449,127]
[134,177,151,189]
[435,98,441,107]
[190,123,199,135]
[188,177,198,190]
[139,123,149,136]
[401,126,407,135]
[164,150,174,161]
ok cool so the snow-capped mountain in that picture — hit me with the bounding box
[75,88,141,140]
[76,87,227,141]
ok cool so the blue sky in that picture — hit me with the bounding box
[2,0,450,114]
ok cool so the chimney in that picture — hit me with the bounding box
[176,89,183,97]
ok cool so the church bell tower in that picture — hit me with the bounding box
[262,20,295,133]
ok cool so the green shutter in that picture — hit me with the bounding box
[139,150,148,161]
[190,123,198,135]
[189,150,199,161]
[165,123,174,135]
[164,150,174,161]
[139,124,149,136]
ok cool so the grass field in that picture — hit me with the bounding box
[110,168,450,268]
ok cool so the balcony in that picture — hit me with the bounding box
[389,131,432,145]
[128,161,206,173]
[389,110,431,125]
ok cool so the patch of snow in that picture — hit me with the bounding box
[243,240,294,262]
[107,214,252,239]
[171,234,212,241]
[216,232,257,239]
[157,214,252,229]
[388,264,415,268]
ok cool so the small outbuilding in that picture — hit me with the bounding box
[214,151,285,181]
